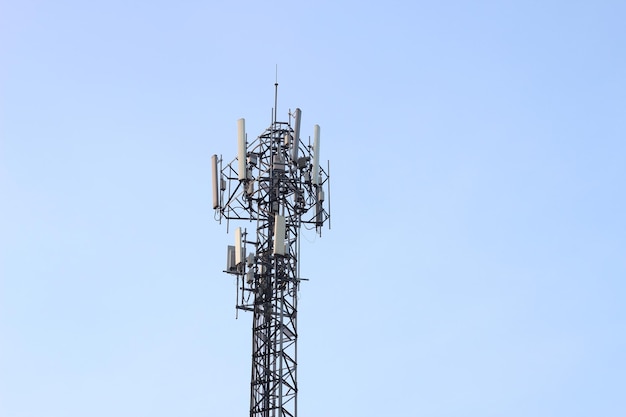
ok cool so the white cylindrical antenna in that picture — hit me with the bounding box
[237,118,247,180]
[291,108,301,163]
[235,227,244,265]
[211,154,219,209]
[273,214,285,255]
[312,124,320,185]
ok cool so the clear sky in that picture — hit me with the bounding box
[2,1,625,416]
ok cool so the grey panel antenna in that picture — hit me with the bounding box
[211,154,219,209]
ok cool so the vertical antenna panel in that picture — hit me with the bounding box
[291,108,301,163]
[273,214,285,255]
[226,245,236,271]
[211,154,219,209]
[312,124,320,185]
[237,118,247,180]
[235,227,243,265]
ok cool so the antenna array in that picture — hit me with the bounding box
[212,86,330,417]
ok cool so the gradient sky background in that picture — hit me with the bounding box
[2,1,625,416]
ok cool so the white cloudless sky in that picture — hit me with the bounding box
[2,1,625,416]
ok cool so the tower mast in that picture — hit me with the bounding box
[212,83,330,417]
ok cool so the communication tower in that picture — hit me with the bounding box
[212,83,330,417]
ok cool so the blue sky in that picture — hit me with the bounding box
[2,1,625,416]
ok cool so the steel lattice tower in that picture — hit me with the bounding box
[211,83,330,417]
